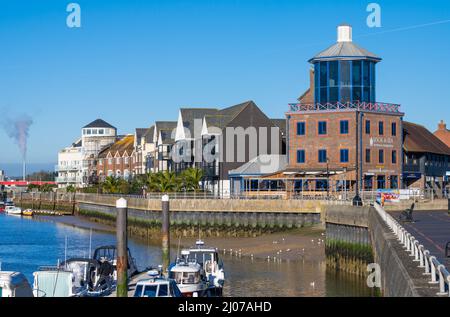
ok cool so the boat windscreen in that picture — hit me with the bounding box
[143,285,158,297]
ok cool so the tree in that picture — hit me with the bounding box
[182,168,204,192]
[66,185,76,193]
[102,176,121,194]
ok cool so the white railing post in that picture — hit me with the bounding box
[429,256,438,284]
[436,265,448,296]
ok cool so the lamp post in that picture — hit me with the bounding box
[326,158,330,199]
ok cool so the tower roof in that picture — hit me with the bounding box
[83,119,116,130]
[309,25,381,63]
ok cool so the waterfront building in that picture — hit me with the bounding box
[403,121,450,197]
[97,135,135,181]
[433,120,450,148]
[0,170,5,182]
[153,121,177,173]
[133,128,149,175]
[56,139,83,188]
[172,100,284,197]
[284,24,404,197]
[81,119,118,185]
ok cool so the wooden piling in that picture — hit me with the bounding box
[116,198,128,297]
[161,194,170,273]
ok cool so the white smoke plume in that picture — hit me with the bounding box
[2,113,34,159]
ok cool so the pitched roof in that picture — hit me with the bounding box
[403,121,450,156]
[98,135,134,158]
[143,125,155,143]
[135,128,148,144]
[155,121,177,144]
[310,41,381,62]
[229,155,287,176]
[83,119,116,129]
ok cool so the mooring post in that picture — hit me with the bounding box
[116,197,128,297]
[162,194,170,273]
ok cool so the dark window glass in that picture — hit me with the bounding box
[363,61,370,87]
[379,149,384,164]
[134,285,143,297]
[318,149,327,163]
[297,150,305,163]
[340,149,349,163]
[316,180,328,191]
[158,284,168,297]
[352,61,362,86]
[340,120,349,134]
[365,120,370,134]
[370,62,376,102]
[318,121,327,135]
[352,86,362,102]
[314,63,320,91]
[339,61,351,102]
[329,61,338,86]
[365,149,371,163]
[320,62,327,87]
[329,87,339,103]
[379,121,384,135]
[363,87,370,103]
[377,175,386,189]
[364,176,373,190]
[390,176,398,189]
[297,122,305,135]
[143,285,158,297]
[392,150,397,164]
[391,122,397,136]
[320,88,327,103]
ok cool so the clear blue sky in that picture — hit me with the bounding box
[0,0,449,165]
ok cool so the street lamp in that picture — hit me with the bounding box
[326,157,330,199]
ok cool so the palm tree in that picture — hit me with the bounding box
[182,167,204,192]
[102,176,121,194]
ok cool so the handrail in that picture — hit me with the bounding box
[374,202,450,296]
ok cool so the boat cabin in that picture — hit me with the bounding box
[0,272,34,297]
[133,271,182,297]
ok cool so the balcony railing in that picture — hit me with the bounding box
[288,101,402,114]
[56,176,83,183]
[55,165,82,172]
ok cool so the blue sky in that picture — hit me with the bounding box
[0,0,449,167]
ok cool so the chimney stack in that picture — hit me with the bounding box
[438,120,447,131]
[337,24,352,43]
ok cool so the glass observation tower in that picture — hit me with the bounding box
[309,24,381,104]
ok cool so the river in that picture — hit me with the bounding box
[0,214,375,297]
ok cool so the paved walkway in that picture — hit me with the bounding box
[390,210,450,268]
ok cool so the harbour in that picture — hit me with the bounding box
[0,212,374,297]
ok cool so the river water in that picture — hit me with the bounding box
[0,214,374,297]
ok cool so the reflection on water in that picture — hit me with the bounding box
[0,215,373,297]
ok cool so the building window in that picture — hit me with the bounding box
[318,121,327,135]
[297,122,306,136]
[340,149,349,163]
[392,150,397,164]
[365,149,371,163]
[340,120,349,134]
[297,150,305,163]
[364,175,373,190]
[377,175,386,189]
[379,149,384,164]
[116,157,121,164]
[108,158,113,165]
[391,122,397,136]
[318,149,327,163]
[390,175,398,189]
[365,120,370,134]
[99,129,104,135]
[378,121,384,135]
[87,129,92,135]
[99,159,103,166]
[124,157,129,164]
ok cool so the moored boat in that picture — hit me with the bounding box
[133,269,183,297]
[22,209,34,217]
[0,271,34,297]
[185,240,225,296]
[5,206,22,215]
[169,250,209,297]
[0,202,5,213]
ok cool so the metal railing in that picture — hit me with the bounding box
[374,202,450,296]
[288,101,402,114]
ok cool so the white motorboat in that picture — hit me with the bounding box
[0,271,34,297]
[133,269,183,297]
[92,245,139,281]
[169,250,208,297]
[5,206,22,215]
[186,240,225,296]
